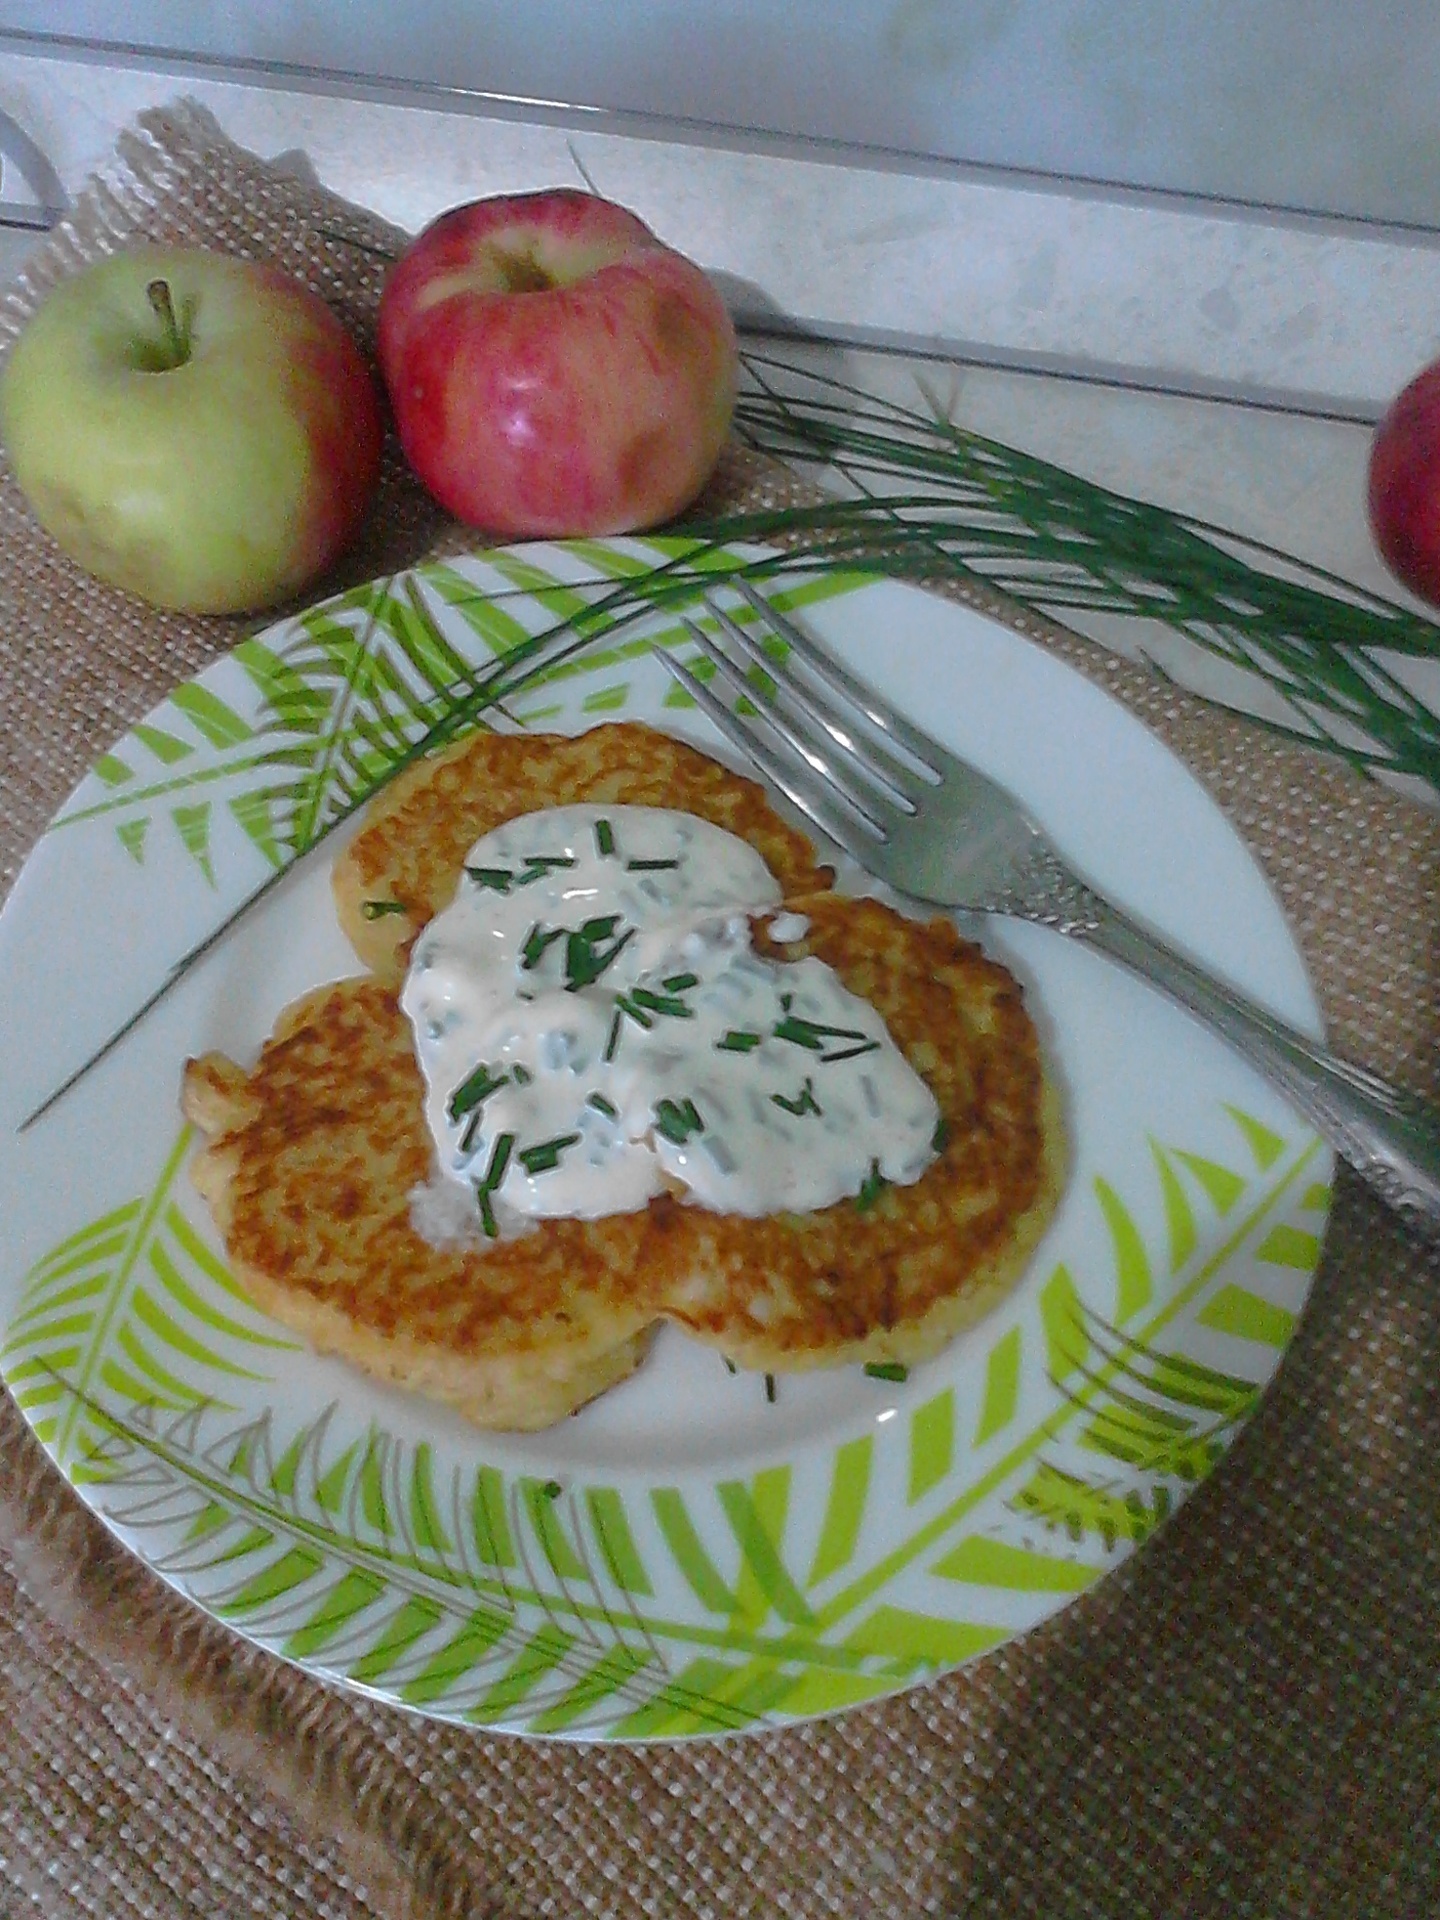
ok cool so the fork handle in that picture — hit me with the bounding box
[1069,886,1440,1227]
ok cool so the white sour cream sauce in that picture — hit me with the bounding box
[400,804,939,1237]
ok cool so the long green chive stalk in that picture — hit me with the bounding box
[709,351,1440,792]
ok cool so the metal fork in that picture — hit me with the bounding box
[665,580,1440,1228]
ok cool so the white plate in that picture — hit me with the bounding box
[0,538,1330,1740]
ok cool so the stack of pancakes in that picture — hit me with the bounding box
[182,723,1064,1429]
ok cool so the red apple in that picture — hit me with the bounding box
[1368,356,1440,609]
[378,189,737,537]
[0,246,383,614]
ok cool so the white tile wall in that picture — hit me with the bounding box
[2,42,1440,417]
[6,4,1440,224]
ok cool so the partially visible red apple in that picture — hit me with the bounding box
[1368,356,1440,609]
[378,189,737,537]
[0,246,383,614]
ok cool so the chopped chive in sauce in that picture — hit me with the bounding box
[518,1132,581,1175]
[764,1373,777,1403]
[652,1096,704,1145]
[771,1013,825,1051]
[359,898,407,920]
[722,1355,738,1375]
[717,1029,762,1053]
[564,919,635,991]
[856,1160,888,1211]
[475,1131,515,1239]
[625,856,680,872]
[822,1038,882,1064]
[864,1361,909,1383]
[612,993,655,1032]
[465,865,513,894]
[520,922,566,971]
[516,853,577,887]
[604,1010,624,1061]
[662,972,699,993]
[771,1077,822,1118]
[594,817,616,858]
[772,1010,878,1062]
[586,1091,619,1118]
[628,984,694,1019]
[511,1063,533,1086]
[540,1479,563,1500]
[448,1062,508,1120]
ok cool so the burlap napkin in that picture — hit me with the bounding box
[0,103,1435,1919]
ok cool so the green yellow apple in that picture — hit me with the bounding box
[0,246,383,614]
[377,189,737,536]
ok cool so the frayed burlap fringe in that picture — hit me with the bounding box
[0,1419,469,1919]
[0,96,1437,1920]
[0,101,411,351]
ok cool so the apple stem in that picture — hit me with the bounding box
[146,278,190,369]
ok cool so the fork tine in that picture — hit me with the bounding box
[702,595,920,816]
[730,578,943,783]
[680,614,893,831]
[661,644,885,855]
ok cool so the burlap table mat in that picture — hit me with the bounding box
[0,103,1435,1919]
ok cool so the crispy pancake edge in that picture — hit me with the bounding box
[181,978,661,1431]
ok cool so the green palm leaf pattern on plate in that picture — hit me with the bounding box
[8,1105,1327,1738]
[54,659,300,881]
[43,536,872,884]
[1,1128,297,1474]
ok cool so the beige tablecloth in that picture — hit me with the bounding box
[0,104,1435,1919]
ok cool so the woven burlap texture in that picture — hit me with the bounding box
[0,102,1435,1920]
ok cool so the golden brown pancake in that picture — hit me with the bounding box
[653,892,1065,1372]
[184,723,1065,1429]
[182,977,659,1430]
[333,720,833,979]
